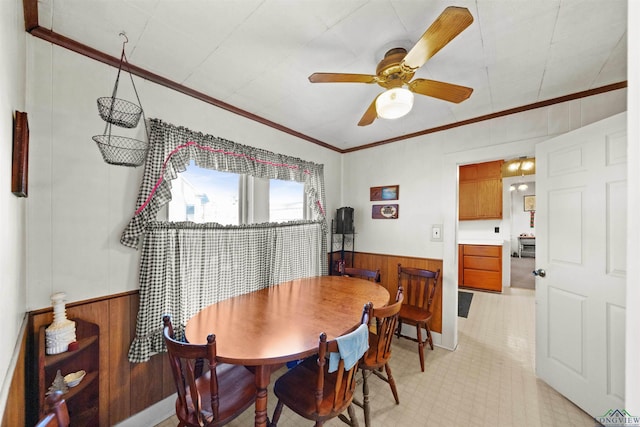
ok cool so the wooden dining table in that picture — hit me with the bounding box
[185,274,390,427]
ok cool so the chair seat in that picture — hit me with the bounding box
[273,357,352,422]
[398,305,432,325]
[179,363,256,426]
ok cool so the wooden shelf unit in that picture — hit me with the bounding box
[37,318,100,426]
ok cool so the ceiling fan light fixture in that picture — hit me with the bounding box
[376,87,414,119]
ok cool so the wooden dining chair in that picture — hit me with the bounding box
[341,266,381,283]
[162,316,256,427]
[270,305,371,427]
[395,264,441,372]
[35,391,70,427]
[353,287,404,427]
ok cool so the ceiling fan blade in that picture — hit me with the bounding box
[358,96,379,126]
[308,73,377,84]
[402,6,474,71]
[409,79,473,103]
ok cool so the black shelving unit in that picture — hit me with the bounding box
[330,219,355,275]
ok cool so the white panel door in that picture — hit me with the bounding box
[536,113,627,418]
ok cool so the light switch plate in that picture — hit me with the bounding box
[431,224,443,242]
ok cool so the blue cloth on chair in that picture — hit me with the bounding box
[328,324,369,373]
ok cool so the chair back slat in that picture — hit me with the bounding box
[398,265,440,310]
[341,266,381,283]
[316,305,370,415]
[162,316,218,425]
[35,391,70,427]
[369,287,403,364]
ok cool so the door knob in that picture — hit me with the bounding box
[532,268,546,278]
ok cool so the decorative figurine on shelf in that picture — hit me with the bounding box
[45,292,77,355]
[46,369,68,395]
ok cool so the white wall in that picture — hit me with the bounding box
[0,0,27,417]
[343,88,627,350]
[24,38,343,310]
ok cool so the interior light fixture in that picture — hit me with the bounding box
[376,87,414,119]
[521,160,534,171]
[503,157,536,177]
[509,185,516,191]
[518,183,529,191]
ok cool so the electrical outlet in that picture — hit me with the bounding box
[431,224,443,241]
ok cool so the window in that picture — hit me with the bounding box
[270,179,305,222]
[168,161,306,224]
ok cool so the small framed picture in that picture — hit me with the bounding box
[370,185,399,201]
[524,195,536,211]
[372,204,399,219]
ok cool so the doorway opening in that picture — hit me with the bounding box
[505,177,536,289]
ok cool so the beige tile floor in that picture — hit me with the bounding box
[155,287,597,427]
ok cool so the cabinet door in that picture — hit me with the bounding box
[477,178,502,218]
[458,181,478,220]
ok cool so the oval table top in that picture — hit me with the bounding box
[185,275,390,365]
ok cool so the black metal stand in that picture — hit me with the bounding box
[330,219,355,275]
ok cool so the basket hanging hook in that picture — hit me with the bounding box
[119,32,129,50]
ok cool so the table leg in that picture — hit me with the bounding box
[254,365,271,427]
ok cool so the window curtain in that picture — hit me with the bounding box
[124,119,328,362]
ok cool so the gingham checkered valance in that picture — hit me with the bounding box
[121,118,327,248]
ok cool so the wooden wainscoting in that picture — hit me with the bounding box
[26,292,174,427]
[1,317,27,427]
[333,252,443,333]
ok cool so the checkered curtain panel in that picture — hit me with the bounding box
[128,220,325,362]
[122,119,328,363]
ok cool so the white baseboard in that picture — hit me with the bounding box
[114,394,175,427]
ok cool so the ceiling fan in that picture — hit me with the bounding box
[308,6,474,126]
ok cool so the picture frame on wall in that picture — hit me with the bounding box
[370,185,399,201]
[11,111,29,197]
[524,195,536,211]
[372,204,399,219]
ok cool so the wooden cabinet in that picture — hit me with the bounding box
[459,244,503,292]
[459,160,503,220]
[37,318,100,426]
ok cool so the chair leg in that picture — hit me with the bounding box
[416,325,425,372]
[384,363,399,404]
[362,370,371,427]
[270,400,284,427]
[425,322,434,350]
[396,319,402,339]
[346,404,360,427]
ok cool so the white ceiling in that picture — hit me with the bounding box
[35,0,627,151]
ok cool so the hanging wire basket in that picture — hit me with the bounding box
[93,33,149,167]
[92,134,148,167]
[97,97,142,128]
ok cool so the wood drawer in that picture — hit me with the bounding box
[462,269,502,292]
[463,255,501,272]
[463,245,501,257]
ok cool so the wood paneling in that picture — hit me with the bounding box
[349,252,443,333]
[1,320,27,427]
[27,292,173,427]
